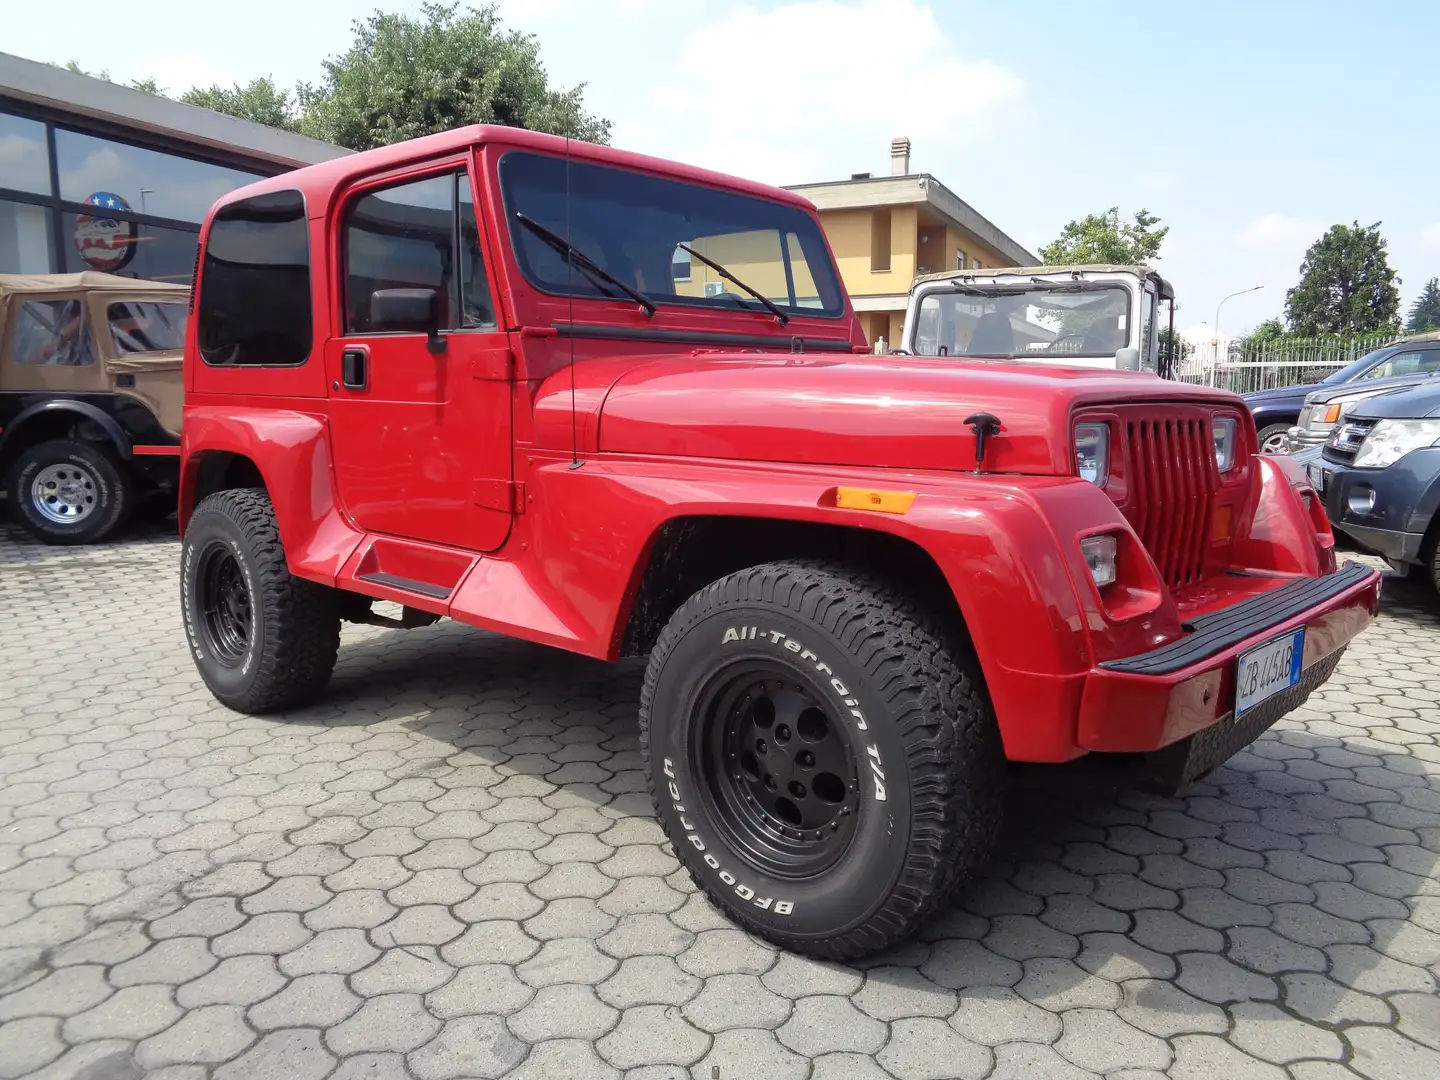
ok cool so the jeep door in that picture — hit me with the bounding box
[324,161,513,552]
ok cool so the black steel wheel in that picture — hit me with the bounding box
[195,540,252,665]
[642,560,1005,959]
[695,664,860,878]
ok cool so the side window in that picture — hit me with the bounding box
[12,300,96,366]
[1362,349,1440,381]
[198,190,311,367]
[344,170,497,334]
[457,179,497,329]
[108,302,188,353]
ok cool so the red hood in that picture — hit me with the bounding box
[532,353,1241,474]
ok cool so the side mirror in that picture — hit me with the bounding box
[371,288,446,354]
[1115,346,1141,371]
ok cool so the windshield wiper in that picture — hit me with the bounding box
[514,213,656,317]
[677,244,790,326]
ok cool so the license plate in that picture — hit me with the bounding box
[1235,628,1305,717]
[1307,462,1326,494]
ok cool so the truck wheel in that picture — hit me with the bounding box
[6,439,131,545]
[641,560,1004,959]
[1257,423,1291,454]
[181,488,340,713]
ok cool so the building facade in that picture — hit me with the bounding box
[0,53,347,285]
[788,138,1036,350]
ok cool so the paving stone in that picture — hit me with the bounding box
[599,913,695,958]
[948,986,1062,1046]
[177,954,285,1007]
[0,1016,64,1078]
[134,1004,256,1069]
[984,913,1080,960]
[517,936,619,987]
[426,963,533,1017]
[1228,1001,1344,1063]
[919,939,1022,989]
[776,995,887,1056]
[1280,972,1391,1025]
[1074,932,1175,981]
[213,911,312,956]
[1091,873,1178,911]
[279,926,379,975]
[596,1004,710,1069]
[809,1053,895,1080]
[523,896,617,941]
[678,928,777,977]
[352,946,454,995]
[304,889,396,930]
[150,896,244,939]
[1325,943,1436,995]
[456,881,544,922]
[873,1017,991,1080]
[441,920,541,966]
[1394,990,1440,1050]
[1054,1008,1172,1073]
[0,964,112,1020]
[1222,867,1315,906]
[1168,1034,1286,1080]
[509,1039,621,1080]
[408,1015,527,1080]
[682,973,792,1031]
[599,955,702,1008]
[1014,957,1121,1011]
[1347,1026,1440,1080]
[326,993,442,1055]
[698,1029,808,1080]
[763,953,865,998]
[214,1029,335,1080]
[987,1042,1099,1080]
[63,984,183,1041]
[1130,908,1224,954]
[1269,903,1370,948]
[511,983,620,1041]
[248,972,361,1029]
[1117,978,1228,1037]
[1039,894,1129,935]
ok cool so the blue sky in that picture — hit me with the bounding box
[4,0,1436,335]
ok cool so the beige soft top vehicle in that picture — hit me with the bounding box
[1,271,187,544]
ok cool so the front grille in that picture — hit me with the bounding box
[1113,411,1219,590]
[1322,418,1376,465]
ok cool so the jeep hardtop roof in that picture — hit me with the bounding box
[913,264,1176,302]
[206,124,823,217]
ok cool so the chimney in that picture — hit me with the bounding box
[890,136,911,176]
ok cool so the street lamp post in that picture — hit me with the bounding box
[1211,285,1265,386]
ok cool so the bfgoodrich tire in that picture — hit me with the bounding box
[181,487,340,713]
[640,560,1004,959]
[7,439,131,545]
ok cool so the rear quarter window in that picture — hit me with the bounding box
[198,190,311,366]
[108,301,188,353]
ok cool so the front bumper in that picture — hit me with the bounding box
[1307,448,1440,567]
[1075,561,1381,782]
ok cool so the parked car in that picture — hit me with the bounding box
[1,272,186,544]
[177,125,1379,959]
[1243,330,1440,453]
[1306,379,1440,589]
[898,264,1179,375]
[1286,368,1440,452]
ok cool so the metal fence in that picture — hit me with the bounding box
[1168,332,1394,394]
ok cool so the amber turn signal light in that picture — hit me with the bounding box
[1323,403,1342,423]
[1211,504,1233,543]
[833,487,917,514]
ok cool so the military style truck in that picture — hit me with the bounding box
[899,264,1177,375]
[1,272,186,543]
[176,126,1380,958]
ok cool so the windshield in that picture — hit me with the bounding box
[107,301,187,353]
[498,151,845,318]
[912,284,1132,358]
[1320,348,1391,385]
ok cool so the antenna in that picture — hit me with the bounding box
[566,136,580,469]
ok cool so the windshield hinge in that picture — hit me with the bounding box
[790,337,806,354]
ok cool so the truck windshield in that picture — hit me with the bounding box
[913,284,1131,358]
[498,151,845,318]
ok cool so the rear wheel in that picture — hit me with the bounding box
[641,560,1004,959]
[181,488,340,713]
[6,439,132,545]
[1257,423,1291,454]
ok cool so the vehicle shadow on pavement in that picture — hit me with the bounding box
[294,574,1438,1046]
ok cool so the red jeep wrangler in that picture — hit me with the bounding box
[178,126,1381,958]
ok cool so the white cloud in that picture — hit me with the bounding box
[627,0,1026,185]
[1238,213,1325,251]
[1422,222,1440,249]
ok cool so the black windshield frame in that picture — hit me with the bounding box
[496,150,846,319]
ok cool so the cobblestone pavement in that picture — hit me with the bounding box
[1,519,1438,1080]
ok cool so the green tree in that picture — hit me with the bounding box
[298,2,610,150]
[1236,317,1285,354]
[1038,207,1168,266]
[1407,278,1440,333]
[1284,221,1401,336]
[180,78,299,133]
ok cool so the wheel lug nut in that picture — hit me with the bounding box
[756,738,767,754]
[775,724,791,743]
[764,775,777,791]
[797,751,815,768]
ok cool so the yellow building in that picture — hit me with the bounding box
[787,138,1037,349]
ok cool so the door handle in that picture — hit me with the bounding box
[341,347,368,390]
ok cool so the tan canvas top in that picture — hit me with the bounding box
[0,272,189,299]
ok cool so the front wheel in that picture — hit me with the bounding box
[181,488,340,713]
[640,561,1004,959]
[1257,423,1292,454]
